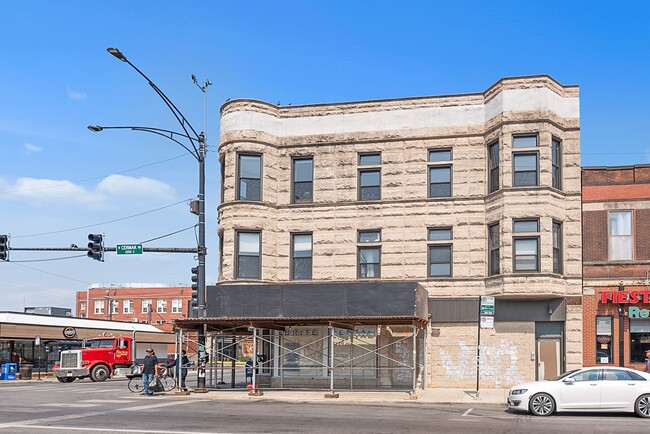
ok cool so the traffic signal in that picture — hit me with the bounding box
[87,234,104,261]
[190,266,199,308]
[0,235,9,261]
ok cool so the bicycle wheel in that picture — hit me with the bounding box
[127,376,144,393]
[159,376,176,392]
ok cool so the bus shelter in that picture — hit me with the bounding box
[176,281,429,394]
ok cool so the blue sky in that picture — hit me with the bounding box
[1,1,649,312]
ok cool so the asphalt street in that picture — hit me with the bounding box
[1,378,650,433]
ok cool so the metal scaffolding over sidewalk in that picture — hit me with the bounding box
[174,281,429,394]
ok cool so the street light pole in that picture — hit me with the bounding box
[91,47,208,389]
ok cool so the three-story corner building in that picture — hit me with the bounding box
[213,75,582,390]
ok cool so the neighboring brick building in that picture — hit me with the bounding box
[583,165,650,369]
[212,75,582,389]
[76,285,193,333]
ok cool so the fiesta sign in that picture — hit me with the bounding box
[600,291,650,304]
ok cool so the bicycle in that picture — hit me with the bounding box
[127,364,176,393]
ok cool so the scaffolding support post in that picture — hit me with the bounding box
[412,325,417,395]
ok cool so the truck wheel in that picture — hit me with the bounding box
[90,365,110,382]
[57,377,75,383]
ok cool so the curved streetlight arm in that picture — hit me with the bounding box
[107,48,202,149]
[88,125,201,161]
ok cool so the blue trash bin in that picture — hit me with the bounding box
[1,363,17,380]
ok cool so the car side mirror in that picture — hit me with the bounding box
[563,377,575,385]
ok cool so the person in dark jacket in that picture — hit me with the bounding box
[142,349,159,396]
[167,350,192,389]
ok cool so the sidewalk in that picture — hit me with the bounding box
[189,387,508,405]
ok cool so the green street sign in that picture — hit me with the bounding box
[116,244,143,255]
[480,296,495,315]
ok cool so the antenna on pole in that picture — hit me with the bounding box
[192,75,212,139]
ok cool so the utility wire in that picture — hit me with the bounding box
[0,153,190,196]
[139,225,197,244]
[5,254,88,263]
[7,261,91,285]
[12,198,193,238]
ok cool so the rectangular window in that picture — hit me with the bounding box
[292,157,313,203]
[513,219,539,233]
[359,153,381,165]
[552,138,562,190]
[358,153,381,201]
[237,231,261,279]
[553,221,563,274]
[358,247,381,278]
[609,211,632,260]
[428,166,452,197]
[596,316,612,364]
[220,156,225,203]
[80,301,86,311]
[94,300,104,315]
[630,319,650,363]
[513,153,538,186]
[512,134,538,148]
[110,300,118,314]
[359,230,381,243]
[237,154,261,201]
[488,223,500,276]
[218,233,224,282]
[123,300,133,314]
[428,149,452,162]
[156,299,167,313]
[359,170,381,200]
[172,299,183,313]
[514,237,539,272]
[428,245,452,277]
[142,299,152,313]
[488,142,499,193]
[291,233,313,280]
[428,228,452,241]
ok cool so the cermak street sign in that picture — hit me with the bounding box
[116,244,143,255]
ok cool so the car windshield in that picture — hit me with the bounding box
[550,369,581,381]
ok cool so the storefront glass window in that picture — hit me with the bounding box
[630,319,650,363]
[596,316,612,364]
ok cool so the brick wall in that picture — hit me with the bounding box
[582,211,607,262]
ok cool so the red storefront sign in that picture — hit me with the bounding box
[600,290,650,304]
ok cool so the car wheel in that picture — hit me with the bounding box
[529,393,555,416]
[90,365,110,382]
[635,394,650,418]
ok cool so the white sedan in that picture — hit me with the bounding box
[507,367,650,417]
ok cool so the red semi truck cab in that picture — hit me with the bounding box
[53,336,134,383]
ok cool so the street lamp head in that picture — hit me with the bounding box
[87,125,103,132]
[107,47,127,62]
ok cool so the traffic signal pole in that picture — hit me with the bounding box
[196,132,207,391]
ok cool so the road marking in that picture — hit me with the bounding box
[0,411,107,429]
[39,403,101,408]
[462,408,473,416]
[118,399,204,411]
[84,399,136,404]
[0,425,231,434]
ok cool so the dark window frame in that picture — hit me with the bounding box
[290,232,313,280]
[512,151,539,187]
[428,227,452,241]
[358,230,381,243]
[608,210,633,261]
[552,137,562,190]
[512,133,539,148]
[291,156,314,204]
[553,220,563,274]
[428,244,452,277]
[358,246,381,279]
[236,153,263,201]
[358,168,381,201]
[358,152,382,165]
[513,236,540,272]
[488,222,500,276]
[596,315,613,365]
[488,141,499,193]
[428,148,452,162]
[220,156,226,203]
[513,218,540,233]
[428,165,452,198]
[235,230,261,279]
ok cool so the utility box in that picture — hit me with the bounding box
[1,363,17,380]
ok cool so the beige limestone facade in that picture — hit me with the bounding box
[217,75,582,389]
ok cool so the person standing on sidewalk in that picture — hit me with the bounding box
[167,350,192,390]
[142,349,159,396]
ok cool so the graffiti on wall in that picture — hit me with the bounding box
[438,339,524,388]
